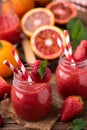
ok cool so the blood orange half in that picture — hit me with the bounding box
[46,1,77,25]
[30,25,66,60]
[21,8,55,37]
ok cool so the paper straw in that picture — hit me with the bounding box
[53,33,75,63]
[64,30,73,55]
[58,38,75,62]
[3,60,20,74]
[11,50,32,82]
[63,30,75,63]
[3,60,25,80]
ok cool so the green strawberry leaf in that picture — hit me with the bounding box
[38,60,48,79]
[72,118,87,130]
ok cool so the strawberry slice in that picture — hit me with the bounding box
[0,76,11,100]
[73,40,87,62]
[61,96,83,122]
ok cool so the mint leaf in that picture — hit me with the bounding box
[66,18,87,47]
[71,40,79,47]
[66,17,78,35]
[72,118,87,130]
[38,60,48,79]
[81,28,87,40]
[71,20,84,40]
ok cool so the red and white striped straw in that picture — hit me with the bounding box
[11,50,32,82]
[53,32,75,63]
[58,38,75,63]
[64,30,72,55]
[3,60,20,75]
[63,30,75,63]
[3,60,27,80]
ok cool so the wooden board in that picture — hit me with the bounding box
[0,7,87,130]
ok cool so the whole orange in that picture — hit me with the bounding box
[0,40,18,78]
[10,0,35,18]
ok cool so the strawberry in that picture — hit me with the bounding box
[0,76,11,100]
[31,60,51,82]
[61,96,83,122]
[80,40,87,47]
[73,40,87,62]
[0,114,3,127]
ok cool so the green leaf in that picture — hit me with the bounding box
[80,28,87,40]
[71,40,79,48]
[66,18,87,48]
[38,60,48,79]
[0,42,2,49]
[71,20,84,40]
[72,125,81,130]
[72,118,87,130]
[66,17,78,35]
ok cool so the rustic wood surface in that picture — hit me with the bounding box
[1,74,87,130]
[0,6,87,130]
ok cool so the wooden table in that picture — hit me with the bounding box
[1,74,87,130]
[1,72,87,130]
[0,6,87,130]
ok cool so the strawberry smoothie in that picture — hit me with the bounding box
[11,64,52,121]
[56,55,87,99]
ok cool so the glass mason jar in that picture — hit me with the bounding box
[0,0,21,45]
[56,54,87,99]
[11,64,52,121]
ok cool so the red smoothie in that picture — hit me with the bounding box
[11,65,52,121]
[56,55,87,99]
[0,14,21,45]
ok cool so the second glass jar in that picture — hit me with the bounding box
[56,54,87,99]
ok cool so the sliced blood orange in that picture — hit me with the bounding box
[46,1,77,25]
[21,8,55,37]
[30,25,66,60]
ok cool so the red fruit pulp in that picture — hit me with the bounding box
[46,1,77,24]
[0,14,21,45]
[24,11,53,33]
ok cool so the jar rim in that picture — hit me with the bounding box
[14,64,33,83]
[60,53,87,68]
[13,64,50,92]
